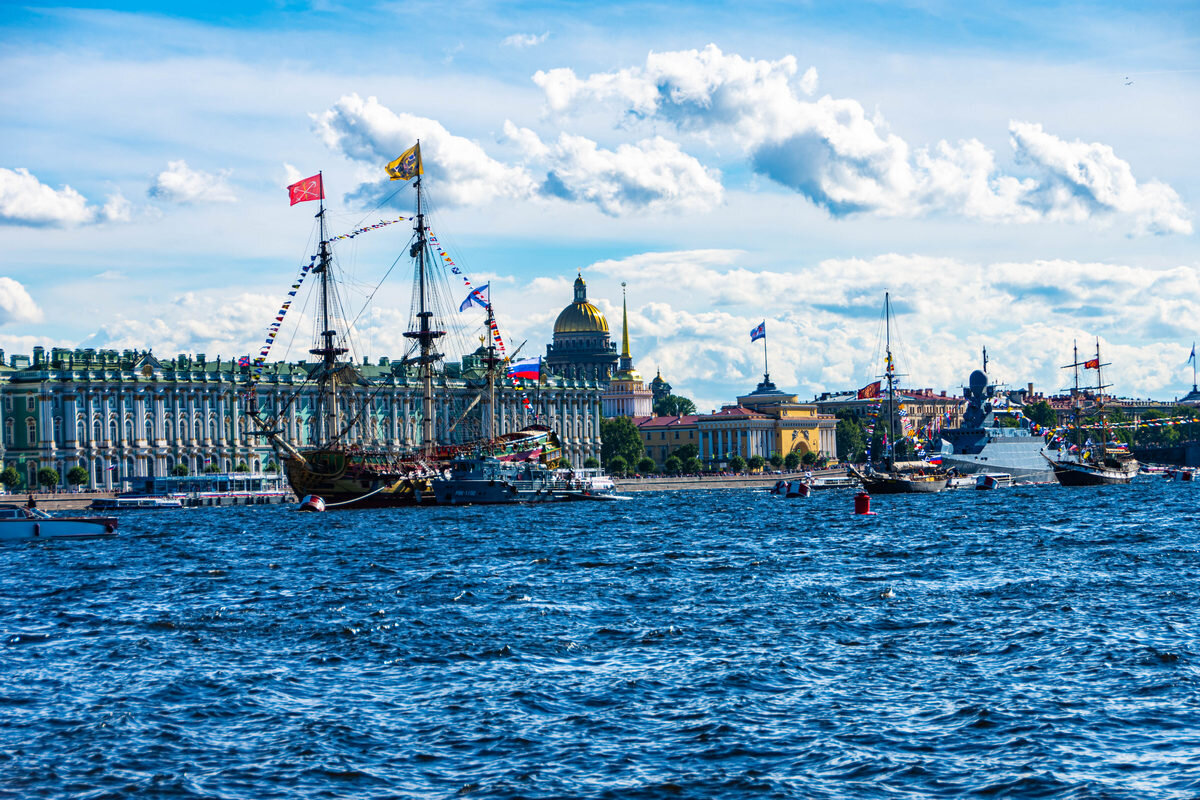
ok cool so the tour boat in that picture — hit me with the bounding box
[0,504,117,540]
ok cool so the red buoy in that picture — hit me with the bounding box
[854,491,876,516]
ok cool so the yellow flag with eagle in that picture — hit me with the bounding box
[386,143,422,181]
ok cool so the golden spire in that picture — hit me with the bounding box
[621,282,631,359]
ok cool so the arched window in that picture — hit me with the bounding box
[193,419,201,440]
[26,418,37,444]
[93,420,102,443]
[4,419,12,446]
[145,417,154,440]
[165,419,174,442]
[77,422,85,442]
[124,418,133,443]
[53,417,62,446]
[108,420,117,444]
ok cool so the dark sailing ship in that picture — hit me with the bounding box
[249,149,594,507]
[1045,340,1138,486]
[848,293,949,494]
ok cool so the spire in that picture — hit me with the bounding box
[620,282,631,359]
[573,271,587,303]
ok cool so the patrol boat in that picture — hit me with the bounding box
[936,350,1056,484]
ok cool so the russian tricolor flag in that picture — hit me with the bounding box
[507,357,541,380]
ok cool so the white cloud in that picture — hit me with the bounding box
[536,45,1192,235]
[0,277,44,325]
[313,93,535,207]
[502,32,549,49]
[0,167,95,227]
[148,160,236,204]
[101,191,132,223]
[506,123,723,215]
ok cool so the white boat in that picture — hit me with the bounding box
[975,472,1014,490]
[945,475,977,490]
[0,504,117,540]
[809,475,859,490]
[88,496,184,511]
[570,469,633,500]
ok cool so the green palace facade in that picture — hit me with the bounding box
[0,345,604,492]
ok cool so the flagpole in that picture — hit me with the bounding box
[763,325,769,381]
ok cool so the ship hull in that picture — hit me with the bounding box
[1050,458,1139,486]
[849,465,948,494]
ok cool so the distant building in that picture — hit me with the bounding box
[694,374,838,464]
[0,345,605,491]
[633,414,700,465]
[601,284,654,418]
[649,370,671,407]
[545,273,619,381]
[815,388,964,434]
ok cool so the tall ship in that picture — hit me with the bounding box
[1044,340,1138,486]
[848,293,949,494]
[248,147,593,507]
[935,349,1056,484]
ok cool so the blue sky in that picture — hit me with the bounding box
[1,1,1198,412]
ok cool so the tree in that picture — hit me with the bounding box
[893,438,915,460]
[664,455,683,474]
[600,417,644,466]
[236,461,250,473]
[673,442,699,461]
[1025,400,1057,429]
[636,457,656,475]
[768,452,783,468]
[67,466,89,489]
[801,451,818,466]
[0,466,21,491]
[170,464,189,476]
[835,416,867,463]
[37,467,59,491]
[608,455,629,476]
[583,457,600,469]
[204,463,221,474]
[558,458,573,469]
[747,454,765,472]
[729,455,746,473]
[265,462,278,473]
[784,451,801,470]
[653,394,697,417]
[683,457,703,474]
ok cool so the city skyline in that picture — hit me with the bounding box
[2,1,1198,414]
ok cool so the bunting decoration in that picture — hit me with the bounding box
[323,216,408,243]
[244,255,317,388]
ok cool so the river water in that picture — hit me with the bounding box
[2,480,1199,799]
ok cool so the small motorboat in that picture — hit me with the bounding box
[771,479,810,498]
[0,504,117,541]
[975,472,1014,490]
[88,496,184,511]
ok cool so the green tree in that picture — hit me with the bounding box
[0,466,22,491]
[835,415,867,463]
[600,417,644,466]
[729,455,746,472]
[801,451,818,465]
[893,439,915,460]
[583,457,600,469]
[1024,400,1057,429]
[204,463,221,474]
[67,465,90,489]
[664,455,683,474]
[653,394,697,417]
[784,451,801,470]
[608,455,629,477]
[768,452,783,469]
[236,461,250,473]
[558,458,573,469]
[170,464,189,476]
[683,456,703,474]
[673,442,699,461]
[265,462,278,473]
[636,457,656,475]
[747,454,765,472]
[37,467,59,491]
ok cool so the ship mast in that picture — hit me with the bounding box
[403,159,445,458]
[308,175,347,447]
[484,303,499,441]
[884,292,895,469]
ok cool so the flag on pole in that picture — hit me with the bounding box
[507,357,541,380]
[287,174,324,205]
[459,283,490,312]
[1084,358,1100,369]
[857,381,881,399]
[750,321,766,342]
[1189,343,1196,364]
[385,143,423,182]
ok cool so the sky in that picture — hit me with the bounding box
[2,0,1199,414]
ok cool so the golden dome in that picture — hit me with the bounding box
[553,273,609,334]
[554,302,609,334]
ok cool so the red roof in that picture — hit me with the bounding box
[699,405,769,420]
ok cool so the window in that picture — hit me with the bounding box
[53,417,62,446]
[2,395,9,412]
[4,420,11,446]
[27,418,37,444]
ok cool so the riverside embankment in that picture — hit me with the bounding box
[614,468,848,492]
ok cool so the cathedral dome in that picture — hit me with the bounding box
[553,274,609,334]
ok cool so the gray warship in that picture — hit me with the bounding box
[936,360,1056,484]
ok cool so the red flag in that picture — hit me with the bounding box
[857,381,881,399]
[1084,358,1100,369]
[287,174,324,206]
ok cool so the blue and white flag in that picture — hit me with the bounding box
[750,321,766,342]
[1189,342,1196,364]
[459,283,490,312]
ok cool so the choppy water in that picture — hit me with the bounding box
[3,480,1200,799]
